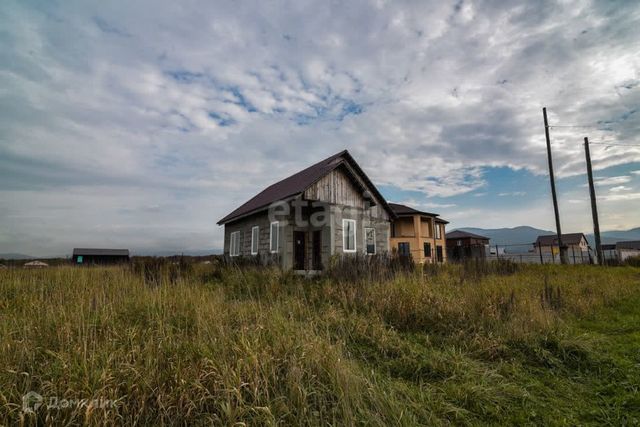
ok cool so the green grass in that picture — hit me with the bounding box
[1,263,639,425]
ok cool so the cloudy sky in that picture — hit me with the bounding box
[1,0,639,256]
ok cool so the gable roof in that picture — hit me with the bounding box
[388,203,449,224]
[389,203,437,217]
[534,233,587,246]
[446,230,489,240]
[73,248,130,256]
[217,150,395,225]
[616,240,640,250]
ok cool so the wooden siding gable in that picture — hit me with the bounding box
[303,165,388,219]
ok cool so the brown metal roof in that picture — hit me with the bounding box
[534,233,587,246]
[388,203,449,224]
[217,150,395,225]
[388,203,437,217]
[446,230,489,240]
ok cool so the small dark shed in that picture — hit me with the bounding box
[445,230,490,262]
[72,248,130,265]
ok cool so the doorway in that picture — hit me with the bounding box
[294,231,306,270]
[312,230,322,270]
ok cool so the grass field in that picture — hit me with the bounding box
[1,262,639,425]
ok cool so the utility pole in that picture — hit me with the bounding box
[584,137,603,265]
[543,107,568,264]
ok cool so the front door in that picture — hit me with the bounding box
[294,231,306,270]
[312,230,322,270]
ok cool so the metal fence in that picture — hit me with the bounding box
[452,243,622,265]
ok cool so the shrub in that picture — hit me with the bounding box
[459,258,519,282]
[131,256,193,286]
[623,255,640,267]
[325,252,414,283]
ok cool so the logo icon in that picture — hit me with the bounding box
[22,391,43,413]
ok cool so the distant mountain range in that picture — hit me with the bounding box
[456,226,552,247]
[592,228,640,245]
[455,226,640,250]
[0,253,36,260]
[0,249,223,260]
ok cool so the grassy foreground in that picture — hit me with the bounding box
[1,263,639,425]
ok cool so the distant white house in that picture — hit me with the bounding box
[23,260,49,268]
[616,241,640,261]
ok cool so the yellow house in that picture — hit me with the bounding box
[389,203,448,263]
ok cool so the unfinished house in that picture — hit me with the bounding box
[445,230,490,262]
[388,203,448,263]
[217,150,395,271]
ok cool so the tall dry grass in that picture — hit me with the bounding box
[0,262,638,425]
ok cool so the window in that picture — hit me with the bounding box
[343,219,356,252]
[423,242,431,257]
[251,226,259,255]
[457,239,462,246]
[270,222,279,253]
[398,242,410,257]
[230,231,241,257]
[365,227,376,255]
[77,255,83,264]
[436,224,442,239]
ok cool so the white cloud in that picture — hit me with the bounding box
[392,199,457,210]
[1,0,639,254]
[601,192,640,202]
[609,185,632,192]
[595,176,632,186]
[498,191,527,197]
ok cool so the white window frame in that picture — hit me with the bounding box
[364,227,376,255]
[436,224,442,240]
[251,226,259,255]
[343,219,357,253]
[230,231,241,257]
[270,221,279,253]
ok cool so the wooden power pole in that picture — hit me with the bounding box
[543,107,568,264]
[584,137,603,264]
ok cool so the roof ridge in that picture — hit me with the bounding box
[217,149,357,224]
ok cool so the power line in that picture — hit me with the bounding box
[588,142,640,147]
[549,140,640,147]
[549,125,603,128]
[549,124,640,131]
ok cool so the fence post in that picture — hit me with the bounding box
[572,246,576,265]
[551,245,556,264]
[538,245,543,264]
